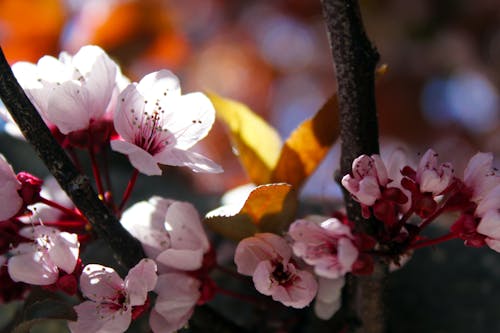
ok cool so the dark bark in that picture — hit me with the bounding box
[320,1,387,332]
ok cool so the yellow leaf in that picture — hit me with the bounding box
[271,94,339,189]
[207,93,282,185]
[205,183,298,241]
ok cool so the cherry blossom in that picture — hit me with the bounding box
[12,45,127,135]
[7,226,79,285]
[235,233,317,308]
[69,259,157,333]
[463,152,499,203]
[111,70,222,176]
[415,149,454,195]
[0,154,22,221]
[473,185,500,251]
[120,196,210,271]
[149,272,201,333]
[341,154,388,206]
[288,217,358,279]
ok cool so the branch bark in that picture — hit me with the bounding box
[319,1,387,332]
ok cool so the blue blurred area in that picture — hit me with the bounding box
[422,71,499,133]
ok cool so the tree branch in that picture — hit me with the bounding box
[320,1,387,332]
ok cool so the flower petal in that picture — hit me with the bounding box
[8,247,58,285]
[47,231,79,274]
[125,258,158,306]
[111,140,162,175]
[156,248,204,271]
[0,154,22,220]
[69,300,132,333]
[79,264,124,302]
[155,148,223,173]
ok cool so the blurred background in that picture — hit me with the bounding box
[0,0,499,332]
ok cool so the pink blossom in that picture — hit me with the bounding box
[69,258,157,333]
[288,217,358,279]
[415,149,454,195]
[0,154,22,221]
[341,154,388,206]
[7,226,79,285]
[12,45,127,135]
[121,197,210,271]
[111,70,222,176]
[235,233,318,308]
[149,272,201,333]
[463,152,499,203]
[475,185,500,252]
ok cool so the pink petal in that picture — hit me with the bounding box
[464,152,497,201]
[161,92,215,150]
[150,308,191,333]
[71,45,117,121]
[8,245,59,285]
[476,184,500,217]
[477,210,500,240]
[154,273,200,324]
[337,238,359,271]
[357,177,381,206]
[156,248,204,271]
[164,201,210,252]
[235,233,291,276]
[47,231,79,274]
[113,83,144,143]
[79,264,124,302]
[372,155,389,186]
[0,154,22,220]
[111,140,162,175]
[69,300,132,333]
[252,260,275,296]
[155,148,223,173]
[120,197,173,259]
[316,277,344,304]
[125,258,158,306]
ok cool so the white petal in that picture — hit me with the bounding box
[136,70,181,101]
[0,154,22,220]
[8,250,58,285]
[72,46,118,121]
[164,201,210,252]
[155,148,223,173]
[79,264,124,302]
[48,231,79,274]
[156,248,205,271]
[45,81,91,134]
[113,83,144,142]
[111,140,162,175]
[125,258,157,306]
[162,92,215,150]
[120,197,174,258]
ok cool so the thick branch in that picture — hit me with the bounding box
[320,1,386,333]
[0,47,145,268]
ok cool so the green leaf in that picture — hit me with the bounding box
[207,93,282,185]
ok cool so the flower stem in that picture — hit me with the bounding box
[118,169,139,213]
[88,140,105,198]
[38,196,85,221]
[408,232,458,250]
